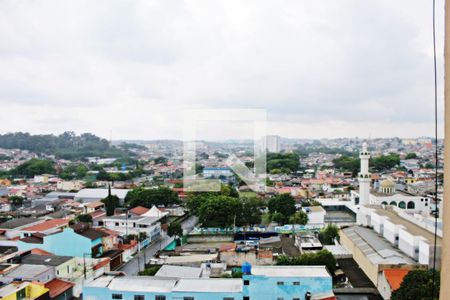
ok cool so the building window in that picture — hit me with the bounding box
[115,222,119,226]
[223,298,234,300]
[243,280,250,285]
[243,297,250,300]
[293,298,300,300]
[277,281,284,286]
[293,281,300,286]
[112,294,123,300]
[183,297,194,300]
[155,296,165,300]
[277,298,284,300]
[134,296,145,300]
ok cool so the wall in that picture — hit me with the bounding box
[243,274,333,300]
[18,228,92,257]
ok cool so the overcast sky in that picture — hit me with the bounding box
[0,0,446,141]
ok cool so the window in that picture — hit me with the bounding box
[293,298,300,300]
[223,298,234,300]
[112,294,123,300]
[277,298,284,300]
[115,222,119,226]
[183,297,195,300]
[277,281,284,286]
[155,296,166,300]
[134,296,145,300]
[293,281,300,286]
[243,280,250,285]
[243,297,250,300]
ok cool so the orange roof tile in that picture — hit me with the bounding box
[30,248,53,256]
[383,269,410,291]
[129,206,149,215]
[21,219,69,232]
[45,279,74,298]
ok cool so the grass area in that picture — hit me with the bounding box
[239,191,257,198]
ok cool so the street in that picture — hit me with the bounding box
[119,216,198,275]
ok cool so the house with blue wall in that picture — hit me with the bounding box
[18,227,107,258]
[83,265,335,300]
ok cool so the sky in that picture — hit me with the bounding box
[0,0,446,141]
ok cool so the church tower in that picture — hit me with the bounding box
[358,142,371,206]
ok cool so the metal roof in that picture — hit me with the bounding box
[155,265,202,279]
[250,266,331,278]
[173,278,242,293]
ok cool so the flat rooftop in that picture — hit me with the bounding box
[173,278,242,293]
[250,266,330,278]
[342,226,416,265]
[369,206,442,244]
[155,265,202,279]
[86,276,178,293]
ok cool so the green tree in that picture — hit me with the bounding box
[289,211,308,225]
[405,152,418,159]
[266,153,300,174]
[277,250,337,274]
[168,222,183,237]
[102,187,121,216]
[371,154,400,171]
[391,269,439,300]
[13,159,55,177]
[268,194,296,225]
[198,196,242,227]
[239,197,264,226]
[332,155,360,176]
[75,214,93,223]
[318,224,340,245]
[125,187,180,208]
[8,196,24,206]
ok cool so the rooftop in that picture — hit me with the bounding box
[75,188,130,201]
[383,269,409,291]
[4,264,52,278]
[173,278,242,293]
[371,206,442,244]
[250,266,331,278]
[0,218,41,230]
[21,254,73,266]
[87,276,178,293]
[155,265,203,279]
[45,278,74,298]
[21,218,69,232]
[341,226,416,265]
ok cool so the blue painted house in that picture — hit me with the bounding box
[18,227,107,258]
[83,265,335,300]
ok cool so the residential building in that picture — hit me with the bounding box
[74,188,130,203]
[0,281,49,300]
[102,214,162,242]
[83,265,335,300]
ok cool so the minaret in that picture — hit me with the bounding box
[358,142,371,206]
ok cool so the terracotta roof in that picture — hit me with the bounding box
[30,248,53,256]
[129,206,149,215]
[86,201,104,209]
[21,219,69,232]
[45,278,74,298]
[383,269,410,291]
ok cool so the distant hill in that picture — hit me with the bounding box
[0,132,127,160]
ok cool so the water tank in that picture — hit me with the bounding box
[242,262,252,275]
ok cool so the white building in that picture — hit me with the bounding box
[74,188,130,203]
[102,214,162,242]
[57,180,84,192]
[264,135,281,153]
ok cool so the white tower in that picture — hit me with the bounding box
[358,142,371,206]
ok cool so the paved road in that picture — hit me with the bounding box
[119,216,198,275]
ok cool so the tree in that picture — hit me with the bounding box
[13,159,55,177]
[266,153,300,174]
[405,152,418,159]
[8,196,24,206]
[268,194,296,225]
[318,224,340,245]
[198,196,242,227]
[125,187,180,208]
[102,187,120,216]
[75,214,93,223]
[168,222,183,237]
[391,269,439,300]
[239,197,264,226]
[276,250,337,274]
[371,154,400,171]
[332,155,360,176]
[289,211,308,225]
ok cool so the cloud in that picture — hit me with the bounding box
[0,0,445,140]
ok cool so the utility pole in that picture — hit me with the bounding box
[440,0,450,298]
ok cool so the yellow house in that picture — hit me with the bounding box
[0,282,49,300]
[405,177,417,184]
[0,179,11,186]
